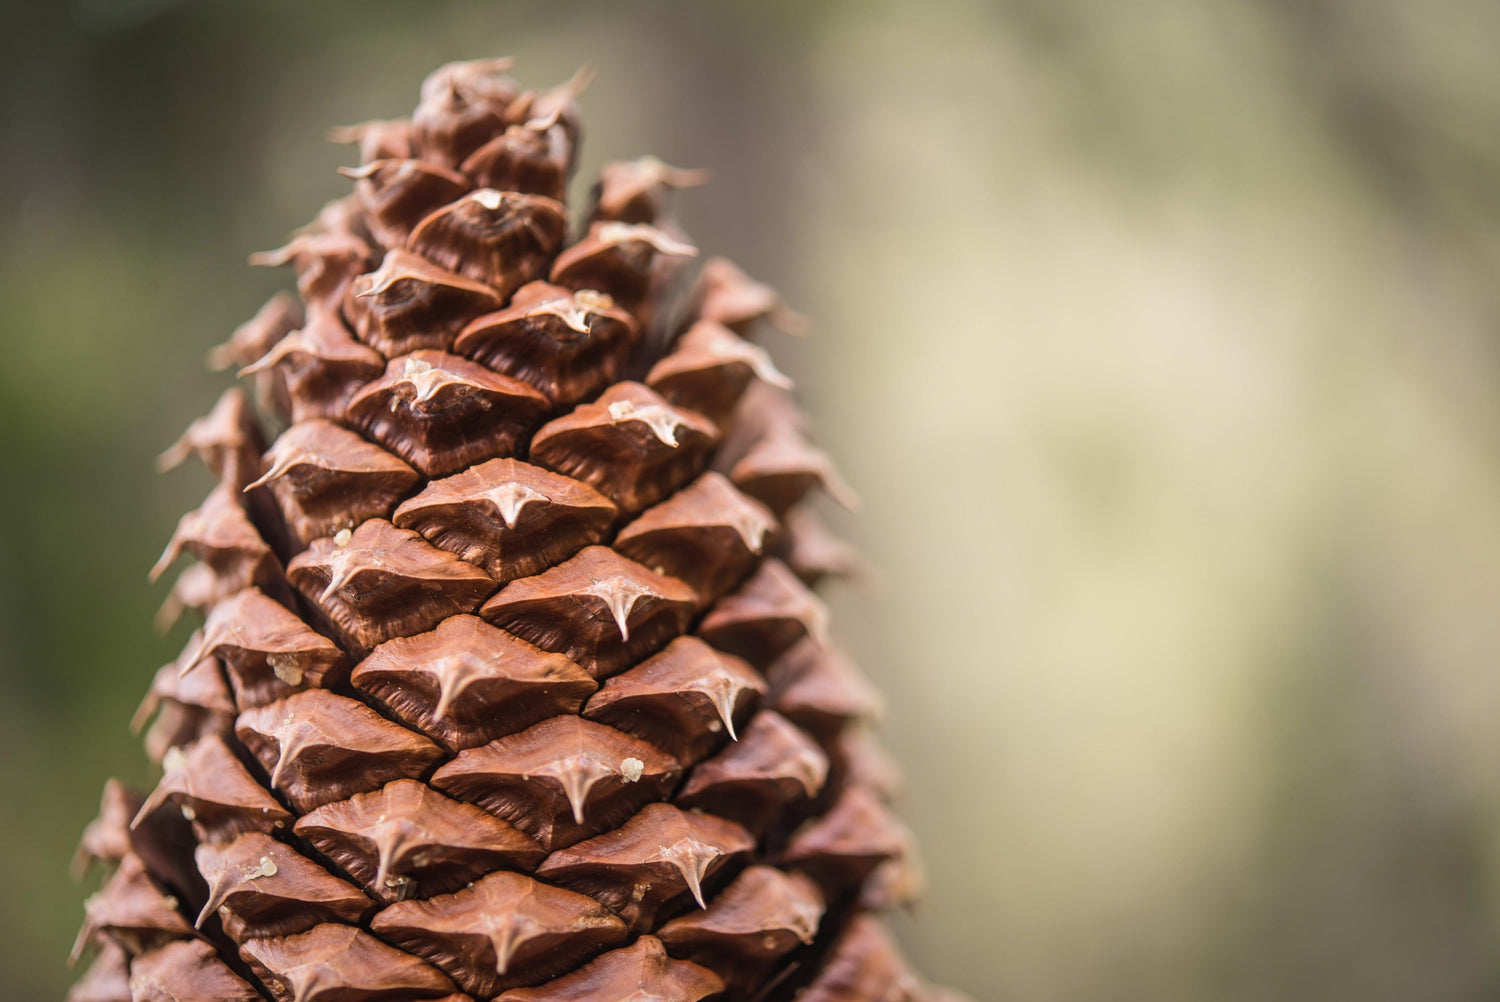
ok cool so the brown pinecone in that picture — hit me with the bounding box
[68,58,966,1002]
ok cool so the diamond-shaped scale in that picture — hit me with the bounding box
[767,637,886,740]
[775,503,861,586]
[132,634,236,765]
[392,458,617,585]
[156,386,266,489]
[408,59,517,167]
[780,785,912,897]
[675,710,829,835]
[134,736,293,842]
[340,159,471,248]
[149,483,289,607]
[656,865,825,995]
[698,558,830,669]
[728,422,859,516]
[534,802,754,932]
[590,156,709,226]
[494,935,722,1002]
[645,319,791,424]
[240,923,458,1002]
[343,248,500,357]
[480,546,696,680]
[581,635,764,765]
[370,870,628,997]
[234,689,444,813]
[193,831,371,940]
[68,940,132,1002]
[460,113,573,202]
[286,518,496,653]
[250,226,373,312]
[70,855,194,964]
[208,291,300,379]
[614,472,777,607]
[345,351,550,478]
[431,715,679,852]
[407,188,567,299]
[252,419,420,548]
[351,614,596,751]
[73,780,142,879]
[529,382,718,516]
[453,281,636,406]
[240,307,385,424]
[76,782,203,915]
[295,779,545,903]
[128,939,262,1002]
[688,256,807,337]
[550,221,697,319]
[190,587,348,708]
[790,914,927,1002]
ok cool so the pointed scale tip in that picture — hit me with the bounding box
[179,638,212,678]
[147,545,176,584]
[153,594,185,636]
[552,757,611,826]
[652,159,712,189]
[561,64,596,98]
[483,481,549,530]
[578,574,659,642]
[373,826,408,896]
[129,688,158,736]
[67,923,91,967]
[489,924,520,976]
[430,672,464,727]
[130,788,168,832]
[242,454,293,492]
[155,438,193,474]
[717,690,741,742]
[205,343,236,372]
[194,873,235,931]
[772,304,813,337]
[659,837,718,910]
[248,244,296,269]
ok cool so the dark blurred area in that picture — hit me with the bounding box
[5,1,1500,999]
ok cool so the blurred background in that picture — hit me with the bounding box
[5,0,1500,998]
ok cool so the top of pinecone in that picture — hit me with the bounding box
[70,56,972,1002]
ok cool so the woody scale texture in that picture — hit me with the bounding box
[67,58,968,1002]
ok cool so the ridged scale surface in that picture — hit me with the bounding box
[70,58,967,1002]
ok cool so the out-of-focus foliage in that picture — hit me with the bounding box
[4,1,1500,999]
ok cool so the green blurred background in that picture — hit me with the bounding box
[5,0,1500,998]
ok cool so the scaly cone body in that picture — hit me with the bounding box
[69,59,966,1002]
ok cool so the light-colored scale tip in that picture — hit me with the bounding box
[487,922,521,976]
[557,64,596,100]
[700,675,743,742]
[483,482,549,530]
[550,757,612,826]
[317,542,367,603]
[658,838,717,910]
[429,650,492,723]
[578,575,657,642]
[148,536,184,584]
[155,434,196,474]
[607,400,685,448]
[244,450,299,492]
[373,824,414,897]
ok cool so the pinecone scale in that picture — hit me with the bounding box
[70,58,960,1002]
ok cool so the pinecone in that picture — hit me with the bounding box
[68,58,966,1002]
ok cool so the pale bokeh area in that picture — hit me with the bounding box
[5,2,1500,999]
